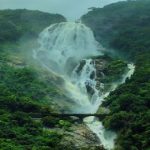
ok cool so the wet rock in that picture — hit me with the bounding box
[43,121,105,150]
[76,59,86,74]
[59,123,104,150]
[86,84,95,96]
[90,70,96,80]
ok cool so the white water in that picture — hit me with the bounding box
[84,63,135,150]
[71,59,104,113]
[34,22,135,150]
[34,22,101,75]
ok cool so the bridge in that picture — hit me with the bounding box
[48,113,107,120]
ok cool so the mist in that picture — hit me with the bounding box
[0,0,126,20]
[35,22,102,75]
[33,22,103,113]
[32,21,134,149]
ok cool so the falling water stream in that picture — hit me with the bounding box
[33,22,135,150]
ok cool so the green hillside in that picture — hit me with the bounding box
[82,0,150,149]
[0,9,66,42]
[82,0,150,59]
[0,9,70,150]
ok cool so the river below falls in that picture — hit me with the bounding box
[84,64,135,150]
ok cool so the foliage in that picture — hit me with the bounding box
[83,0,150,149]
[102,53,150,149]
[82,0,150,60]
[58,120,72,128]
[82,0,150,150]
[42,116,59,128]
[102,59,127,83]
[0,9,66,42]
[0,9,68,149]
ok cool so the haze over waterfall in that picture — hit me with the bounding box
[33,21,135,150]
[34,22,101,74]
[33,22,106,113]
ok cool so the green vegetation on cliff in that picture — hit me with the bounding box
[82,0,150,150]
[102,59,127,83]
[102,53,150,150]
[82,0,150,59]
[0,9,66,42]
[0,9,71,150]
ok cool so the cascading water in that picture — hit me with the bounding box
[84,63,135,150]
[34,22,101,75]
[71,59,104,113]
[33,22,104,113]
[33,21,135,150]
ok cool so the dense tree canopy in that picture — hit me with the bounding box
[82,0,150,149]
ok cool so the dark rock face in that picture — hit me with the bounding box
[76,59,86,74]
[90,70,96,80]
[75,57,108,96]
[58,123,104,150]
[92,56,127,93]
[86,83,95,96]
[94,57,108,90]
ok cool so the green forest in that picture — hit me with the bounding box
[82,0,150,149]
[0,10,73,150]
[0,0,150,150]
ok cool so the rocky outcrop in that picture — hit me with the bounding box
[93,56,127,93]
[44,123,104,150]
[94,57,108,91]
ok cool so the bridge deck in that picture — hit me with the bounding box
[49,113,107,120]
[30,113,108,120]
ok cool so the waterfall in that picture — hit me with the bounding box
[34,22,102,75]
[84,63,135,150]
[33,22,104,113]
[71,59,101,113]
[33,21,135,150]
